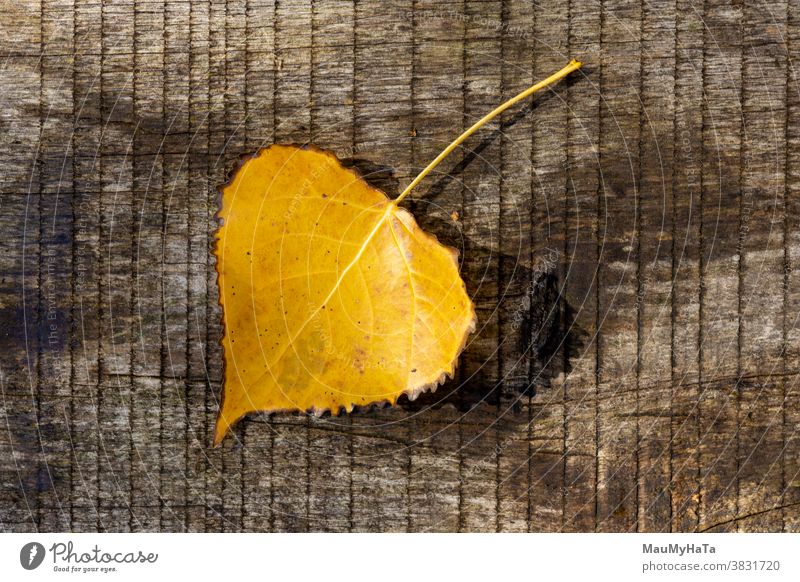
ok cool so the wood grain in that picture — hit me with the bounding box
[1,0,799,532]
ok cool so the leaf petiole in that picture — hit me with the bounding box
[393,59,583,206]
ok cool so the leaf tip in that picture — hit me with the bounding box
[212,413,233,447]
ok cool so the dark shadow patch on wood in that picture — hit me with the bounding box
[399,245,588,412]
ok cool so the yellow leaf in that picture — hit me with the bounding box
[214,144,475,444]
[213,60,582,444]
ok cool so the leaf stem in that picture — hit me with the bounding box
[393,59,583,206]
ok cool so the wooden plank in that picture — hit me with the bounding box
[669,0,704,532]
[129,0,164,532]
[562,0,601,532]
[523,0,570,533]
[304,0,356,532]
[70,0,102,532]
[38,0,75,532]
[595,0,642,532]
[350,0,413,532]
[203,0,227,533]
[184,0,213,533]
[159,0,193,532]
[406,0,464,532]
[96,0,137,531]
[698,0,744,532]
[736,0,788,532]
[458,0,504,533]
[783,0,800,533]
[636,0,676,532]
[217,0,247,534]
[239,0,277,534]
[494,0,537,533]
[264,0,312,533]
[0,6,43,443]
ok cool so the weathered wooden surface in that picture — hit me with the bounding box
[1,0,799,532]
